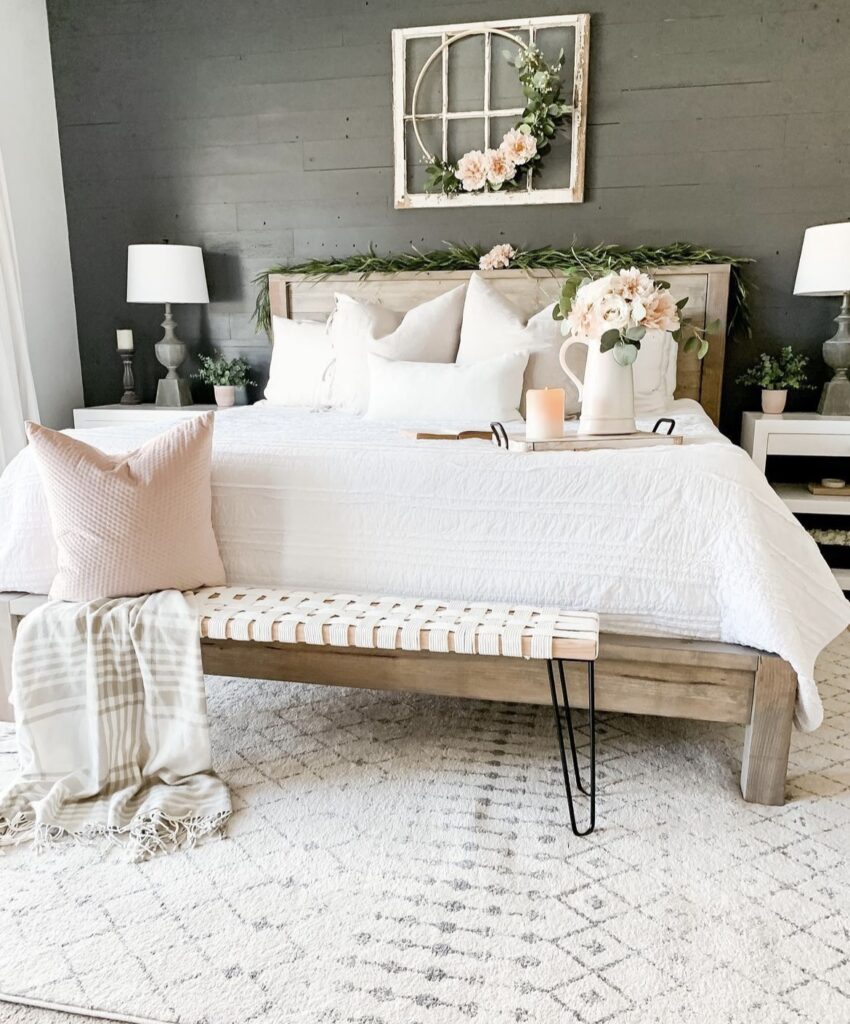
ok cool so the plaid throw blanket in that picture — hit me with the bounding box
[0,590,230,859]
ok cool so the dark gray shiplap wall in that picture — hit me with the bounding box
[47,0,849,435]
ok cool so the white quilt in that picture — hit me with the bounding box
[1,400,847,730]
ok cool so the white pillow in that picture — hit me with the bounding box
[266,316,333,407]
[328,285,466,414]
[633,330,678,415]
[456,274,582,416]
[365,350,528,423]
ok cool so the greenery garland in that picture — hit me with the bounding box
[252,242,752,339]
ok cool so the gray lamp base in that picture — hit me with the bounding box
[817,293,850,416]
[153,302,194,408]
[818,377,850,416]
[156,377,193,407]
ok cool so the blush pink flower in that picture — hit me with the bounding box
[479,243,517,271]
[455,150,488,192]
[485,148,516,187]
[641,289,681,332]
[500,128,538,166]
[564,294,600,341]
[615,267,654,301]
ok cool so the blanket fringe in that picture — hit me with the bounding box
[0,809,231,861]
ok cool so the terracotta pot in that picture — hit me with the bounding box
[214,385,236,408]
[761,389,787,414]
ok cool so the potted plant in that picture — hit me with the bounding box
[737,346,812,414]
[194,354,256,408]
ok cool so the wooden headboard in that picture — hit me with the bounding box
[268,265,731,424]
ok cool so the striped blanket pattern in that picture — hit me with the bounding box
[0,590,230,858]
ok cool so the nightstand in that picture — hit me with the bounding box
[741,411,850,589]
[73,404,217,431]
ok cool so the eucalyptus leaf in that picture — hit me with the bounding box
[559,277,580,310]
[600,329,622,353]
[624,325,646,342]
[698,338,709,360]
[675,296,689,311]
[613,340,638,366]
[683,336,699,353]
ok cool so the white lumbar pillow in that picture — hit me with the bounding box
[365,350,528,423]
[266,316,334,407]
[456,273,581,417]
[328,285,466,414]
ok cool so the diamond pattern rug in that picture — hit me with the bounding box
[1,634,848,1024]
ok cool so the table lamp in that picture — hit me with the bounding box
[126,243,209,407]
[794,222,850,416]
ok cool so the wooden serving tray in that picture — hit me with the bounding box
[501,430,684,452]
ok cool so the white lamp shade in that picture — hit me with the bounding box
[794,223,850,296]
[126,244,209,304]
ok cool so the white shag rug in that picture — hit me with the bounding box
[1,636,849,1024]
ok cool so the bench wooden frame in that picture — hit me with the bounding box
[0,593,796,807]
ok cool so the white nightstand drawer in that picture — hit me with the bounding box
[73,404,217,431]
[766,433,850,458]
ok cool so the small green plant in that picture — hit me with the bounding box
[193,354,256,388]
[736,346,813,390]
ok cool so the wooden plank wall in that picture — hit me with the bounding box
[46,0,850,436]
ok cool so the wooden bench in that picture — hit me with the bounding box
[194,587,601,835]
[0,588,799,810]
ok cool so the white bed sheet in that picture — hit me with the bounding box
[1,399,847,730]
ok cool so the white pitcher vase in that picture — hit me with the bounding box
[559,336,637,435]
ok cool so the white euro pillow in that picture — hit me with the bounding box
[328,285,466,414]
[634,329,678,414]
[365,350,528,423]
[456,273,581,417]
[266,316,334,407]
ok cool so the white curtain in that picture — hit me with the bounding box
[0,146,39,474]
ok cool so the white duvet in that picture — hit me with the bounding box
[1,399,847,730]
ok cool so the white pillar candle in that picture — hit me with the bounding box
[116,329,134,352]
[525,387,565,441]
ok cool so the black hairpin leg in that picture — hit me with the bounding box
[547,658,596,836]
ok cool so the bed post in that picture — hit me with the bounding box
[0,594,16,723]
[740,654,796,805]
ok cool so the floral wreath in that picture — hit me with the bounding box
[420,41,571,196]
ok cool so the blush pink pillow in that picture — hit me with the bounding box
[25,413,225,602]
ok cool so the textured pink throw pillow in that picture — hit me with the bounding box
[25,413,226,601]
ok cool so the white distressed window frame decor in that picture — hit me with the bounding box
[392,15,590,210]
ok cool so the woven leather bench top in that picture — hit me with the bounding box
[192,587,599,661]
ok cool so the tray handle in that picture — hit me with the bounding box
[490,422,509,448]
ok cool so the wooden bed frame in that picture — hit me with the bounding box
[0,264,799,807]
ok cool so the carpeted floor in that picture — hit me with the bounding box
[1,634,849,1024]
